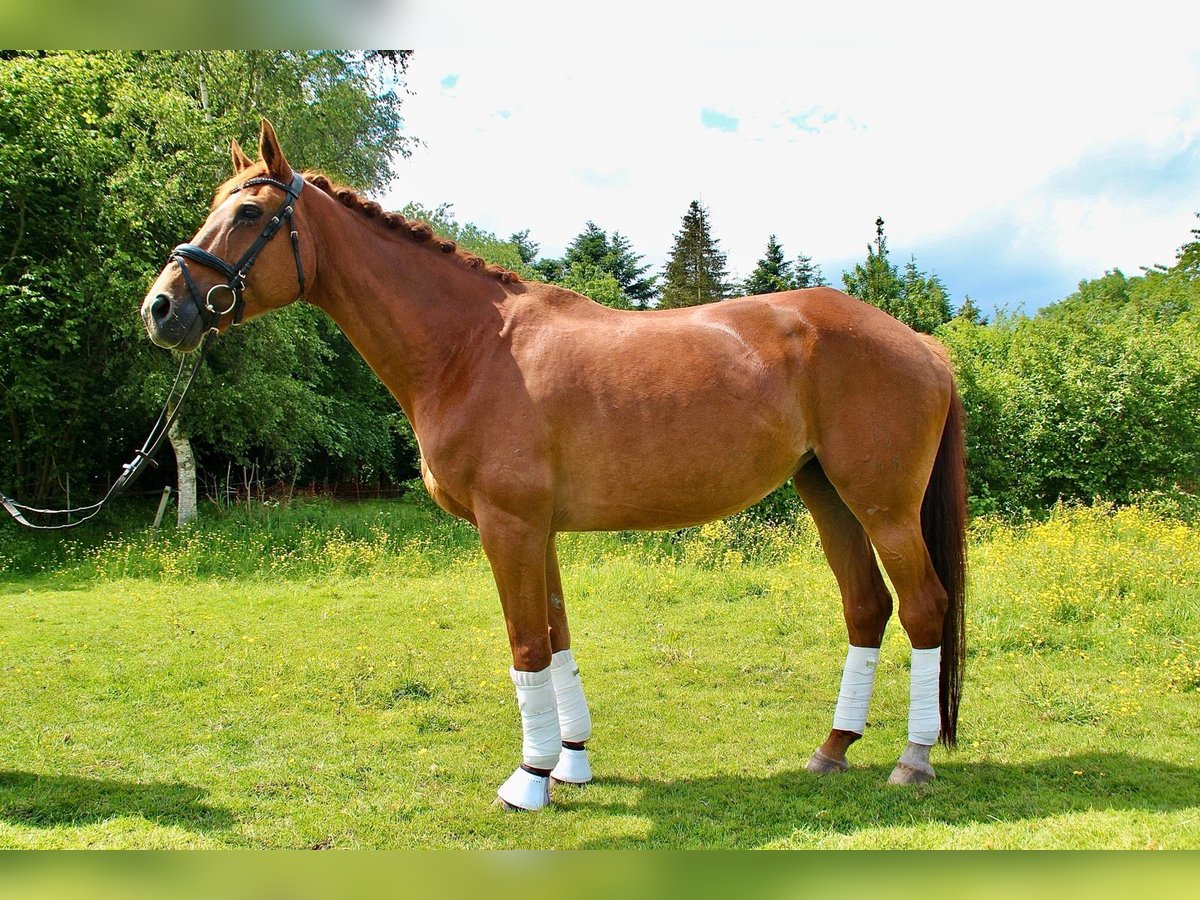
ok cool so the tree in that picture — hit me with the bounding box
[898,256,953,334]
[563,221,609,271]
[560,264,629,310]
[956,294,986,325]
[743,235,794,295]
[843,218,951,334]
[509,229,539,265]
[535,221,657,308]
[659,200,731,308]
[937,215,1200,512]
[842,216,902,311]
[403,202,533,278]
[0,51,414,522]
[605,232,658,307]
[793,253,827,288]
[740,236,827,294]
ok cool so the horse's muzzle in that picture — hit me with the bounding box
[141,290,207,352]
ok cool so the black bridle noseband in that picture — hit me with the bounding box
[170,169,307,330]
[0,171,308,530]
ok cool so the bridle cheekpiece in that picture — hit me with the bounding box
[169,169,307,330]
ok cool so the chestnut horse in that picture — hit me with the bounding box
[142,121,966,811]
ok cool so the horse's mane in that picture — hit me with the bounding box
[303,173,522,285]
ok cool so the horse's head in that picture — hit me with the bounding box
[141,119,314,351]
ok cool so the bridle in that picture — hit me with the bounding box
[169,169,307,330]
[0,171,308,530]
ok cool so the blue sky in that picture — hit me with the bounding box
[390,1,1200,314]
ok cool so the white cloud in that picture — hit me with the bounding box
[381,0,1200,308]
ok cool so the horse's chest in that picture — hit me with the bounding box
[419,455,475,523]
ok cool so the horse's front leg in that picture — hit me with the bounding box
[545,534,593,786]
[478,507,560,811]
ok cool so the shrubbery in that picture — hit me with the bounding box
[938,234,1199,514]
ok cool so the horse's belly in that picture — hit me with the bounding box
[555,425,806,531]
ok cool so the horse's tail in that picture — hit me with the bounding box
[921,378,967,748]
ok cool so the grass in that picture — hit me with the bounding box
[0,499,1198,848]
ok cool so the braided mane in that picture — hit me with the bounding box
[304,173,521,284]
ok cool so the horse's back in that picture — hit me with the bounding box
[495,285,951,531]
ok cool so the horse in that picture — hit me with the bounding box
[141,120,966,812]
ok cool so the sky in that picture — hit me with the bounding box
[383,0,1200,314]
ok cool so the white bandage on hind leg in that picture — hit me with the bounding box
[832,644,881,734]
[510,665,561,770]
[908,646,942,746]
[550,648,592,743]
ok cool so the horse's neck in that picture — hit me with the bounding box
[304,198,505,421]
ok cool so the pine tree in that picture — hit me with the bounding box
[899,256,953,333]
[607,232,657,308]
[509,229,539,265]
[842,217,901,309]
[842,219,951,333]
[563,221,610,270]
[543,222,657,308]
[659,200,731,308]
[793,253,827,288]
[743,235,794,295]
[956,294,986,325]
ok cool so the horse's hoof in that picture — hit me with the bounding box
[496,766,551,811]
[550,746,592,785]
[888,741,936,785]
[806,750,850,775]
[887,762,935,785]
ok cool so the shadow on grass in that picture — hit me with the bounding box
[565,752,1200,848]
[0,771,234,834]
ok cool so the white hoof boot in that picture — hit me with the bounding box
[496,767,551,811]
[550,746,592,785]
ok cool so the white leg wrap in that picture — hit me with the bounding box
[549,648,593,785]
[510,665,561,770]
[908,646,942,746]
[549,648,592,743]
[832,644,880,734]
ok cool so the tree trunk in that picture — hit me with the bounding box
[168,419,198,525]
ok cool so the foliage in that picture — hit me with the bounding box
[743,235,794,295]
[897,257,953,334]
[937,224,1200,513]
[843,218,952,334]
[0,51,414,505]
[955,294,986,325]
[528,221,656,308]
[842,217,901,311]
[559,263,629,310]
[401,202,533,278]
[743,235,828,296]
[658,200,731,308]
[793,252,827,288]
[508,228,539,265]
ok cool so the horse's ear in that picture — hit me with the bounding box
[230,138,253,174]
[258,117,292,179]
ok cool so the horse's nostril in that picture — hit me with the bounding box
[151,294,172,323]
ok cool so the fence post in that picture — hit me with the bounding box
[152,485,173,529]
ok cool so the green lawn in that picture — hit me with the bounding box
[1,500,1197,848]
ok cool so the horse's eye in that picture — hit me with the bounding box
[238,204,262,222]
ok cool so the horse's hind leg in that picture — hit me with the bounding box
[793,460,894,774]
[852,511,948,784]
[545,534,593,786]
